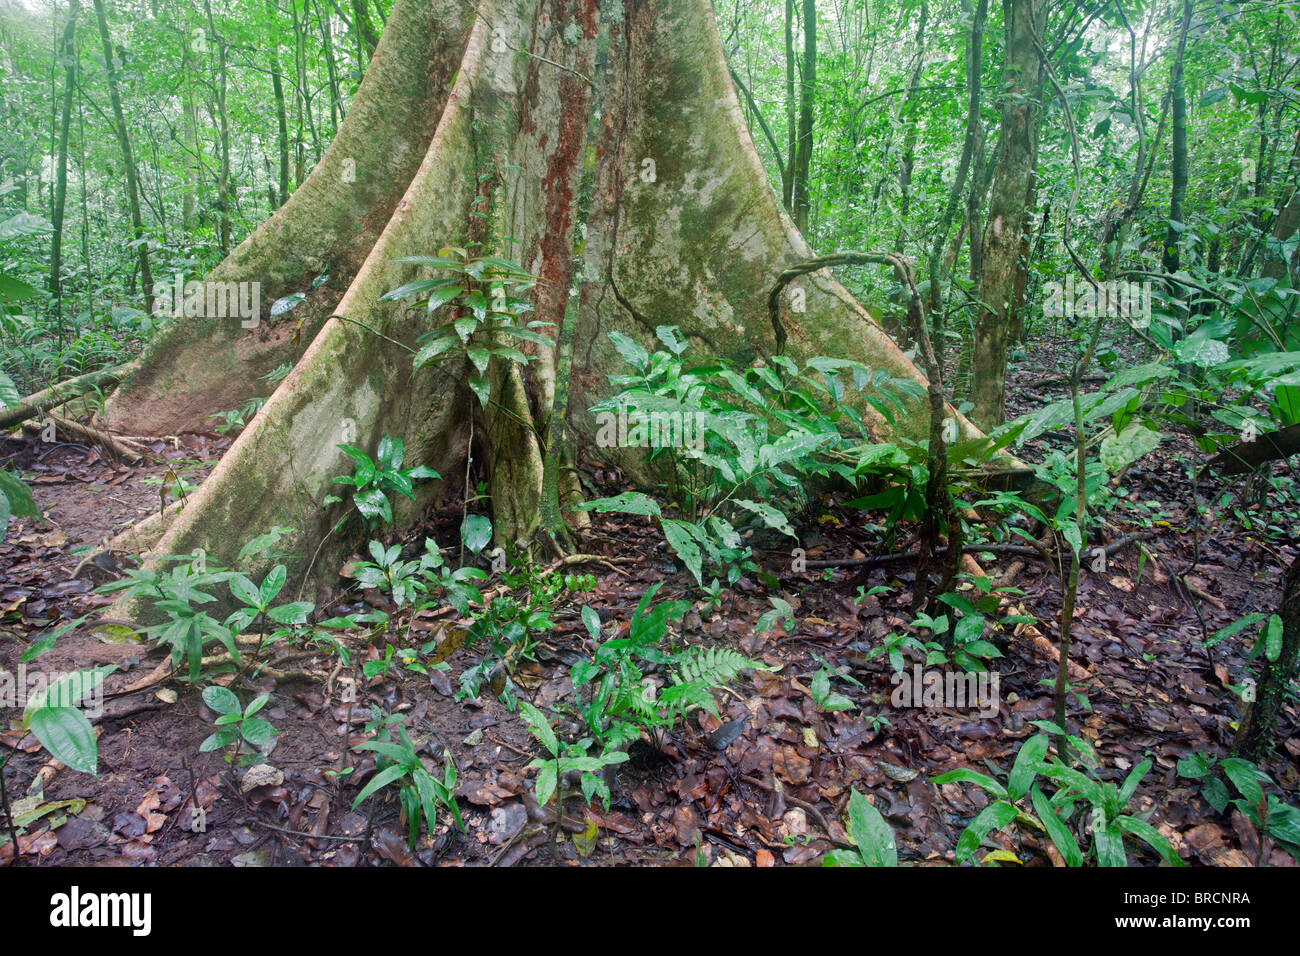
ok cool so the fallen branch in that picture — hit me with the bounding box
[0,366,125,431]
[22,414,146,464]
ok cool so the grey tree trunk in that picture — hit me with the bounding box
[792,0,816,233]
[91,0,153,314]
[105,0,982,613]
[1162,0,1192,275]
[49,1,79,307]
[970,0,1045,429]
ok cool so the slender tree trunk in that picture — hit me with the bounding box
[894,2,929,252]
[49,0,79,309]
[205,0,232,257]
[1162,0,1192,274]
[1261,189,1300,282]
[927,0,986,338]
[970,0,1045,429]
[1233,554,1300,762]
[783,0,796,211]
[1007,177,1037,344]
[792,0,815,234]
[269,10,290,209]
[315,0,342,134]
[351,0,380,60]
[90,0,153,312]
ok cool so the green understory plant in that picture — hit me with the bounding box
[455,527,594,707]
[209,396,266,436]
[934,729,1182,867]
[1176,752,1300,862]
[570,583,770,756]
[199,685,278,766]
[381,248,552,409]
[351,711,463,850]
[96,534,318,681]
[519,700,629,812]
[332,434,439,525]
[822,788,898,866]
[225,563,314,651]
[0,467,39,541]
[97,555,239,681]
[580,326,926,588]
[21,665,116,776]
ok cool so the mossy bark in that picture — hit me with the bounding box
[101,0,474,436]
[112,0,983,614]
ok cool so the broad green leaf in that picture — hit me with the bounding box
[1220,757,1264,807]
[28,707,98,775]
[519,701,558,755]
[228,573,262,608]
[577,491,661,517]
[932,768,1008,799]
[1099,423,1160,473]
[845,788,897,866]
[461,513,492,554]
[661,519,703,584]
[240,718,279,749]
[352,763,411,807]
[1116,815,1183,866]
[202,685,241,717]
[1031,785,1083,867]
[270,292,306,317]
[1263,614,1283,662]
[1008,735,1048,802]
[955,800,1020,865]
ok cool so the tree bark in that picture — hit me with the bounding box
[108,0,982,616]
[792,0,816,233]
[101,0,474,435]
[1162,0,1192,275]
[49,1,79,308]
[1233,554,1300,763]
[969,0,1045,429]
[90,0,153,313]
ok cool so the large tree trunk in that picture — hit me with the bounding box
[101,0,473,435]
[106,0,982,612]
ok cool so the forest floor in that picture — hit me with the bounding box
[1,339,1297,867]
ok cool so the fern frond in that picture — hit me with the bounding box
[672,646,765,689]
